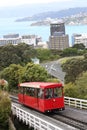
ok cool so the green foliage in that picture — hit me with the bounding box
[0,44,62,71]
[72,43,85,50]
[0,79,8,91]
[0,44,21,70]
[50,49,62,56]
[36,48,60,62]
[64,72,87,99]
[36,48,52,62]
[61,46,87,57]
[61,56,87,83]
[46,78,60,83]
[84,53,87,59]
[0,43,36,71]
[21,63,49,82]
[0,63,50,90]
[61,48,78,57]
[0,64,24,90]
[64,83,78,97]
[0,91,11,127]
[60,56,87,99]
[62,58,83,83]
[0,43,87,72]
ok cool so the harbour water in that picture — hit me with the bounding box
[1,17,87,45]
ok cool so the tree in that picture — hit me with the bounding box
[21,63,49,82]
[64,83,78,98]
[84,53,87,59]
[0,64,24,90]
[0,79,8,91]
[72,43,85,50]
[36,48,52,62]
[64,72,87,99]
[62,58,83,83]
[0,91,11,128]
[0,63,49,91]
[61,48,78,57]
[16,43,37,63]
[0,43,37,71]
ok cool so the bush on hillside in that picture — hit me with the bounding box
[64,72,87,99]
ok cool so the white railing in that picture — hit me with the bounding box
[11,103,63,130]
[64,96,87,109]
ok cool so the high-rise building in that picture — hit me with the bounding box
[48,22,69,50]
[49,35,69,50]
[50,22,65,36]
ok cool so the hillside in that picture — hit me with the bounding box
[15,7,87,22]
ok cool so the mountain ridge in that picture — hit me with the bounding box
[15,7,87,22]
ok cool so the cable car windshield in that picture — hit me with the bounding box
[45,87,62,99]
[54,87,62,97]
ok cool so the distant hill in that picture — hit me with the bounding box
[15,7,87,22]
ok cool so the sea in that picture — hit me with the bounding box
[1,17,87,46]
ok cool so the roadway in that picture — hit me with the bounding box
[41,60,65,83]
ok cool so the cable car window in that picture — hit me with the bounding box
[38,89,44,99]
[23,88,26,94]
[29,88,35,97]
[25,87,35,97]
[34,88,39,98]
[29,88,32,96]
[19,87,24,94]
[45,88,53,99]
[26,87,30,95]
[54,87,62,98]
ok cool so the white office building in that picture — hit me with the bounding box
[72,34,87,48]
[0,34,42,46]
[21,35,37,46]
[0,38,21,46]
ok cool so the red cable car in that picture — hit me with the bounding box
[18,82,65,112]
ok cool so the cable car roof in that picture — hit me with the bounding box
[18,82,63,89]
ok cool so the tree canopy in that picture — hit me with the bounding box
[0,64,24,90]
[72,43,85,50]
[0,91,11,128]
[0,43,36,71]
[0,63,49,90]
[64,72,87,99]
[21,63,49,82]
[0,44,61,71]
[61,54,87,83]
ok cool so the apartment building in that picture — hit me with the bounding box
[0,34,42,46]
[0,38,21,46]
[48,22,69,50]
[0,33,21,46]
[50,22,65,36]
[72,34,87,48]
[21,35,37,46]
[48,35,69,50]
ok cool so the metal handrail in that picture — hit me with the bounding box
[64,96,87,109]
[11,103,62,130]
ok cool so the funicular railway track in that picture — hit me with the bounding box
[10,95,87,130]
[49,111,87,130]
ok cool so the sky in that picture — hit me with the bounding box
[0,0,87,8]
[0,0,74,7]
[0,0,87,17]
